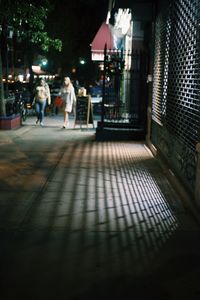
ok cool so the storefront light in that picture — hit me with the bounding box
[80,59,86,65]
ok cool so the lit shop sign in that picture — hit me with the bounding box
[114,9,132,35]
[91,9,132,62]
[111,9,132,50]
[112,9,132,71]
[91,52,105,62]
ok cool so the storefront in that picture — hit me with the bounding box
[91,3,153,140]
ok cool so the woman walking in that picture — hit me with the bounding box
[60,77,76,128]
[34,78,51,126]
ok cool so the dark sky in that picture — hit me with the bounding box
[46,0,109,76]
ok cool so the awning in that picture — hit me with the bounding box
[32,65,46,75]
[91,22,114,61]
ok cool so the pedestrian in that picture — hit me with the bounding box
[60,76,76,128]
[33,78,51,126]
[78,86,87,97]
[50,76,62,115]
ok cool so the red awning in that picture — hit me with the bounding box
[91,22,114,61]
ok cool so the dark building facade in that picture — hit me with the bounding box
[150,0,200,206]
[104,0,200,207]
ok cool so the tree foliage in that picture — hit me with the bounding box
[0,0,62,51]
[0,0,62,116]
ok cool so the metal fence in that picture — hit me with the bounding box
[100,47,148,132]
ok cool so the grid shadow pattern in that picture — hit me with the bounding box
[0,141,185,298]
[151,0,200,191]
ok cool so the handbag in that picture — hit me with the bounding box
[54,96,64,107]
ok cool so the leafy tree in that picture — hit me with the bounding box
[0,0,62,116]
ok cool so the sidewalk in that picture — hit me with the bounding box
[0,115,200,300]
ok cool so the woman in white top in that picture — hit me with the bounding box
[34,78,51,126]
[60,77,76,128]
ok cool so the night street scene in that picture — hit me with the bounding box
[1,0,200,299]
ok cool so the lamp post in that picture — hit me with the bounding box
[4,24,13,98]
[41,58,48,67]
[79,59,86,65]
[5,25,9,98]
[0,27,5,115]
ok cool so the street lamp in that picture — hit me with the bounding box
[41,58,48,67]
[4,25,14,98]
[79,58,86,65]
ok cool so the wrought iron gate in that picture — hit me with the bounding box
[96,44,148,140]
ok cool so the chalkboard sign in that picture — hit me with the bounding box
[74,95,94,128]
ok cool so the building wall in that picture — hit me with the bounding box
[151,0,200,201]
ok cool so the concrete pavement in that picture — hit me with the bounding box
[0,114,200,300]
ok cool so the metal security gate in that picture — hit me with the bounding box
[151,0,200,193]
